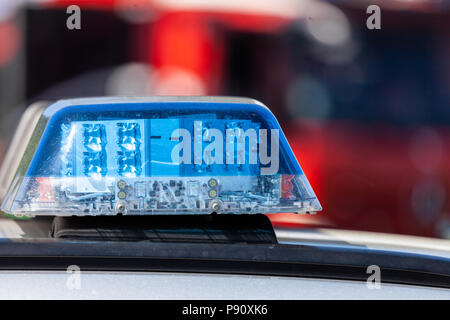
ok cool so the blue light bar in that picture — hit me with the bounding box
[1,97,321,216]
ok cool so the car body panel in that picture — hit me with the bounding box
[0,271,449,300]
[276,227,450,258]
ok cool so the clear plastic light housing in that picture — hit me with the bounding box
[1,97,321,216]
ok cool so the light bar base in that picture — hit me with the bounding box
[50,214,277,244]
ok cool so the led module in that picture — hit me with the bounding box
[1,97,321,217]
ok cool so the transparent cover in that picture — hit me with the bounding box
[1,97,321,216]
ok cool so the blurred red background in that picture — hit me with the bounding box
[0,0,449,237]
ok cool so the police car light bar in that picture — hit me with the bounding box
[1,97,321,217]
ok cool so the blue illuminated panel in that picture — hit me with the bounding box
[2,97,321,216]
[73,120,145,179]
[82,124,107,178]
[117,122,142,177]
[149,119,180,176]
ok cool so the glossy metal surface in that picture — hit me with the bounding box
[0,271,448,300]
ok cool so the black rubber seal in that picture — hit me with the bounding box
[50,214,278,244]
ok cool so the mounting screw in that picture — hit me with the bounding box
[115,201,127,214]
[210,199,223,213]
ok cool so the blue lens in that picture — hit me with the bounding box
[2,97,321,216]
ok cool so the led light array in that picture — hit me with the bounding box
[82,124,107,178]
[117,122,142,177]
[2,97,322,216]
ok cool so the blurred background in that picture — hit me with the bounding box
[0,0,449,238]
